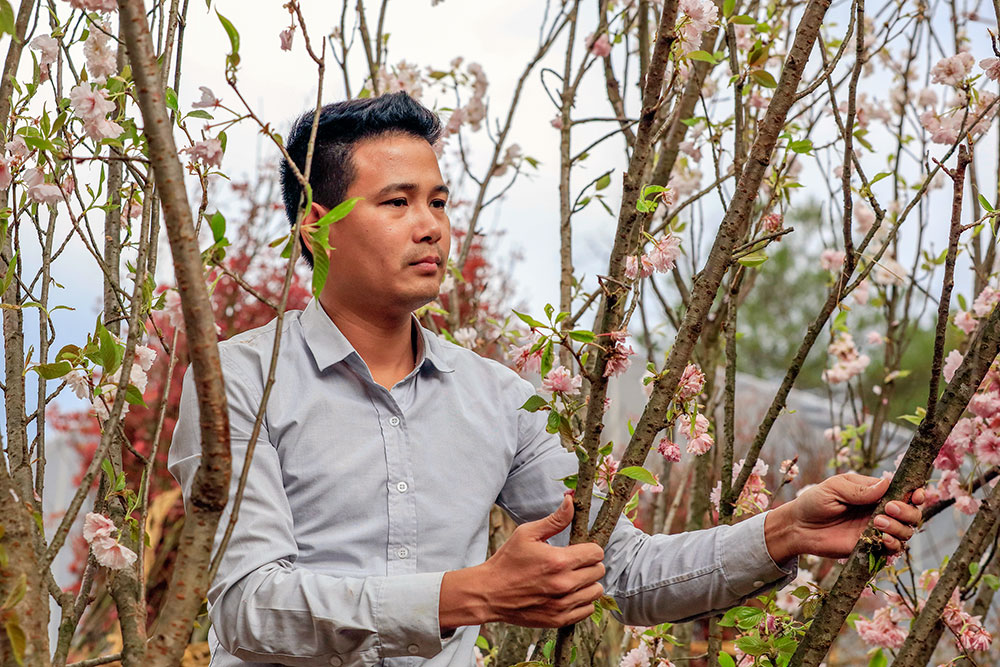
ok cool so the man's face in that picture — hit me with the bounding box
[317,133,451,317]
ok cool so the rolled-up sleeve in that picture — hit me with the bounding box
[167,357,447,666]
[496,379,796,626]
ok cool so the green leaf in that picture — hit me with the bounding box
[475,636,490,651]
[687,50,719,64]
[979,194,995,213]
[540,341,554,379]
[788,139,813,154]
[208,211,226,244]
[1,249,18,294]
[735,635,769,656]
[599,594,621,614]
[870,171,892,185]
[124,384,146,407]
[513,311,546,329]
[164,86,178,112]
[730,14,757,23]
[616,466,657,486]
[520,395,548,412]
[595,173,611,190]
[0,0,15,37]
[546,409,561,434]
[30,360,72,379]
[738,252,768,267]
[867,648,887,667]
[216,11,241,70]
[186,109,214,120]
[5,616,25,666]
[750,69,777,88]
[1,573,25,610]
[568,330,596,343]
[718,652,737,667]
[722,0,735,17]
[983,574,999,590]
[97,321,121,373]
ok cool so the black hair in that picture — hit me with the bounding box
[280,92,443,268]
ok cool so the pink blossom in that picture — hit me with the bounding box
[0,157,10,190]
[824,426,842,443]
[619,642,652,667]
[542,366,582,395]
[83,116,123,141]
[66,371,89,399]
[83,512,116,542]
[66,0,117,10]
[930,52,975,86]
[687,433,714,455]
[182,138,224,169]
[512,335,543,374]
[657,437,680,462]
[943,349,963,383]
[917,87,938,107]
[587,33,611,58]
[604,338,635,378]
[91,535,137,569]
[955,310,978,334]
[969,391,1000,420]
[678,0,719,40]
[127,201,143,218]
[84,27,117,81]
[960,619,993,652]
[453,327,478,348]
[550,115,564,130]
[6,135,27,160]
[676,363,705,401]
[135,345,157,372]
[192,86,221,109]
[597,455,619,492]
[779,459,799,479]
[852,279,870,306]
[855,606,907,649]
[819,248,845,271]
[24,169,63,205]
[647,234,682,273]
[30,34,58,68]
[982,57,1000,82]
[678,412,709,438]
[279,28,294,51]
[761,212,782,233]
[972,286,998,317]
[974,430,1000,467]
[954,491,981,515]
[854,203,875,233]
[69,83,116,121]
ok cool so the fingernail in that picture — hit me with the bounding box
[886,502,899,515]
[874,516,890,528]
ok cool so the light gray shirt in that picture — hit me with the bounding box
[168,298,794,667]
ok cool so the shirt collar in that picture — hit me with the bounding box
[300,298,454,374]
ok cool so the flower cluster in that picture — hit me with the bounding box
[954,284,999,334]
[604,330,636,378]
[69,82,123,141]
[676,0,719,54]
[676,362,705,401]
[542,366,582,395]
[710,458,770,517]
[83,512,137,570]
[625,233,682,281]
[677,412,713,455]
[821,332,870,385]
[85,344,157,421]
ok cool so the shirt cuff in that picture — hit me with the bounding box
[375,572,447,659]
[720,511,797,599]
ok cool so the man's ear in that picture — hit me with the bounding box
[299,201,329,257]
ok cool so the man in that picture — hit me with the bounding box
[168,93,924,667]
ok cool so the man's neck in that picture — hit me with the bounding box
[317,293,417,389]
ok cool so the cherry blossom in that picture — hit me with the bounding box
[84,26,117,81]
[586,33,612,58]
[453,327,478,348]
[779,459,799,480]
[854,203,875,233]
[5,135,27,160]
[83,512,116,542]
[192,86,221,109]
[604,332,635,378]
[619,642,652,667]
[855,606,907,649]
[65,371,89,399]
[819,248,845,271]
[542,366,582,395]
[943,349,963,383]
[625,254,654,280]
[24,168,64,205]
[91,535,138,569]
[972,285,998,317]
[0,157,10,190]
[66,0,118,11]
[676,363,705,401]
[550,115,563,129]
[279,28,294,51]
[873,255,905,286]
[647,234,681,273]
[511,334,543,374]
[930,52,975,87]
[657,437,680,462]
[982,57,1000,82]
[822,332,870,385]
[29,34,58,70]
[852,279,870,306]
[761,212,782,233]
[955,310,978,334]
[182,138,224,168]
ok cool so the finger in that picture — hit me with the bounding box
[562,543,605,569]
[521,494,574,541]
[882,533,903,552]
[885,500,922,527]
[873,514,915,542]
[911,488,926,505]
[561,602,597,626]
[833,473,889,505]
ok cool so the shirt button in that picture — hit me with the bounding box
[396,481,408,493]
[329,657,343,667]
[753,580,765,588]
[397,546,409,559]
[407,644,420,655]
[388,416,401,427]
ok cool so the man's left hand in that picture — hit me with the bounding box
[764,473,925,562]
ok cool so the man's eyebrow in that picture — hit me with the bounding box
[375,183,450,198]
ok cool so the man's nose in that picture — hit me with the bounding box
[413,204,444,244]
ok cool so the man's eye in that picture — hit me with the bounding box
[384,198,407,207]
[432,199,447,209]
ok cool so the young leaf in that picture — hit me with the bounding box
[520,395,548,412]
[616,466,657,486]
[750,69,778,88]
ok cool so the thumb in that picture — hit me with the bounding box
[838,473,889,505]
[522,494,574,541]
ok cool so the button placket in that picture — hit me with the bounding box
[381,400,417,576]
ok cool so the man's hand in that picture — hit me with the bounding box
[765,473,925,562]
[440,494,606,630]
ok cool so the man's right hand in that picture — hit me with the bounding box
[439,494,606,630]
